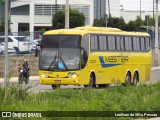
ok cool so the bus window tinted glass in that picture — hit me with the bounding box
[91,35,98,50]
[116,36,124,51]
[42,35,81,48]
[82,34,89,54]
[99,35,107,50]
[124,36,132,51]
[108,36,116,50]
[140,37,145,51]
[145,37,150,51]
[133,37,140,51]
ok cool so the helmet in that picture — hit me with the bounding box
[24,59,27,62]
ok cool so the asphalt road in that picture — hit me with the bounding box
[27,68,160,92]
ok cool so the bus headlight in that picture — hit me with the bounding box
[41,74,48,78]
[71,74,77,78]
[68,72,77,78]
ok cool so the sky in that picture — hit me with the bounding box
[120,0,157,11]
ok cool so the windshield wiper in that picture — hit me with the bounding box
[48,51,58,70]
[48,56,68,71]
[59,56,68,70]
[48,56,57,70]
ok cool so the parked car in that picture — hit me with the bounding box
[0,42,16,54]
[31,39,41,51]
[0,36,32,52]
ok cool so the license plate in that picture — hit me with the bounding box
[54,80,61,83]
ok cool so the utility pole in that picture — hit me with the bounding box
[155,0,159,66]
[55,0,57,13]
[153,0,155,26]
[140,0,141,19]
[108,0,111,18]
[65,0,69,29]
[4,0,9,87]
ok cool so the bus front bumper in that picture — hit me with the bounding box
[40,77,80,85]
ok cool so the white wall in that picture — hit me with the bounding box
[11,15,29,32]
[106,0,120,17]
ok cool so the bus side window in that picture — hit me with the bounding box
[124,36,132,51]
[82,34,89,55]
[90,35,98,51]
[116,36,124,51]
[108,35,116,51]
[140,37,145,51]
[133,37,140,51]
[145,37,150,51]
[99,35,107,50]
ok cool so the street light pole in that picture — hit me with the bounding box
[140,0,141,19]
[155,0,159,66]
[65,0,69,29]
[4,0,9,87]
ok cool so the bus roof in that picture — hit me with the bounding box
[44,27,150,37]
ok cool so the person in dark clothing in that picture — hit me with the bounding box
[22,60,30,77]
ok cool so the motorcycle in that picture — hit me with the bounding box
[18,68,29,84]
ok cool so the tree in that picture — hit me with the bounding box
[107,16,126,30]
[93,18,105,27]
[126,20,136,31]
[1,0,5,6]
[52,9,85,29]
[0,24,4,32]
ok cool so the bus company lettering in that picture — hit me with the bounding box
[105,56,129,63]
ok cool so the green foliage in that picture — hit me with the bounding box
[52,9,85,29]
[1,0,5,6]
[69,9,85,28]
[108,16,126,30]
[52,11,65,29]
[93,16,126,30]
[0,20,11,32]
[92,15,160,32]
[1,82,160,113]
[93,18,105,27]
[0,23,4,32]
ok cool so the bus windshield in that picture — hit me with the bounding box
[40,35,81,71]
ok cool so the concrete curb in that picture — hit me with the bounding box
[151,66,160,71]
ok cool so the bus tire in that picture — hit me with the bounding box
[51,85,60,89]
[89,73,96,88]
[125,72,131,85]
[133,72,139,85]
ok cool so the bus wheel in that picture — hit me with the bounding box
[125,72,131,85]
[51,85,60,89]
[89,73,96,88]
[133,72,139,85]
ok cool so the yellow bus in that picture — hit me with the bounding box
[38,27,151,89]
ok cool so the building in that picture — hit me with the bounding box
[94,0,106,19]
[94,0,120,20]
[10,0,93,33]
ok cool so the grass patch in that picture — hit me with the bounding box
[0,82,160,119]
